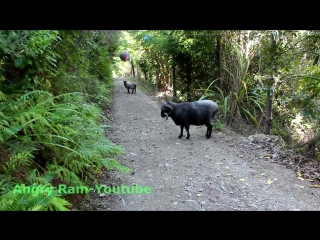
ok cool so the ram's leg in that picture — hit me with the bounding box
[131,89,134,94]
[206,124,213,139]
[127,88,130,93]
[178,126,184,138]
[185,125,190,139]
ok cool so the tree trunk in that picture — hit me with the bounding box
[216,34,222,90]
[156,70,165,91]
[172,60,177,100]
[186,57,192,102]
[263,33,277,135]
[263,85,274,134]
[143,71,148,81]
[131,60,135,77]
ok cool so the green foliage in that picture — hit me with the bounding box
[49,31,118,107]
[0,30,61,94]
[270,118,293,142]
[0,30,127,211]
[0,183,71,211]
[214,119,224,130]
[0,90,129,210]
[0,170,69,211]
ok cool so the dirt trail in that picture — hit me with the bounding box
[84,77,320,211]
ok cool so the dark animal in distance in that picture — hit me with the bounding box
[161,100,219,139]
[123,80,136,94]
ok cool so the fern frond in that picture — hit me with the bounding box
[101,158,132,174]
[18,90,53,106]
[0,184,71,211]
[47,164,83,185]
[0,178,15,194]
[26,169,51,185]
[0,91,6,101]
[0,125,22,143]
[47,196,71,211]
[3,150,34,172]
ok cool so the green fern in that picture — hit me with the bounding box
[27,169,54,185]
[0,30,123,211]
[0,177,15,195]
[0,91,6,101]
[47,164,83,186]
[0,184,71,211]
[0,90,127,210]
[101,158,132,174]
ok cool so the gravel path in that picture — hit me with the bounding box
[83,77,320,211]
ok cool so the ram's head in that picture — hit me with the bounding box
[160,102,173,120]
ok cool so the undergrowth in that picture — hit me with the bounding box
[0,90,131,211]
